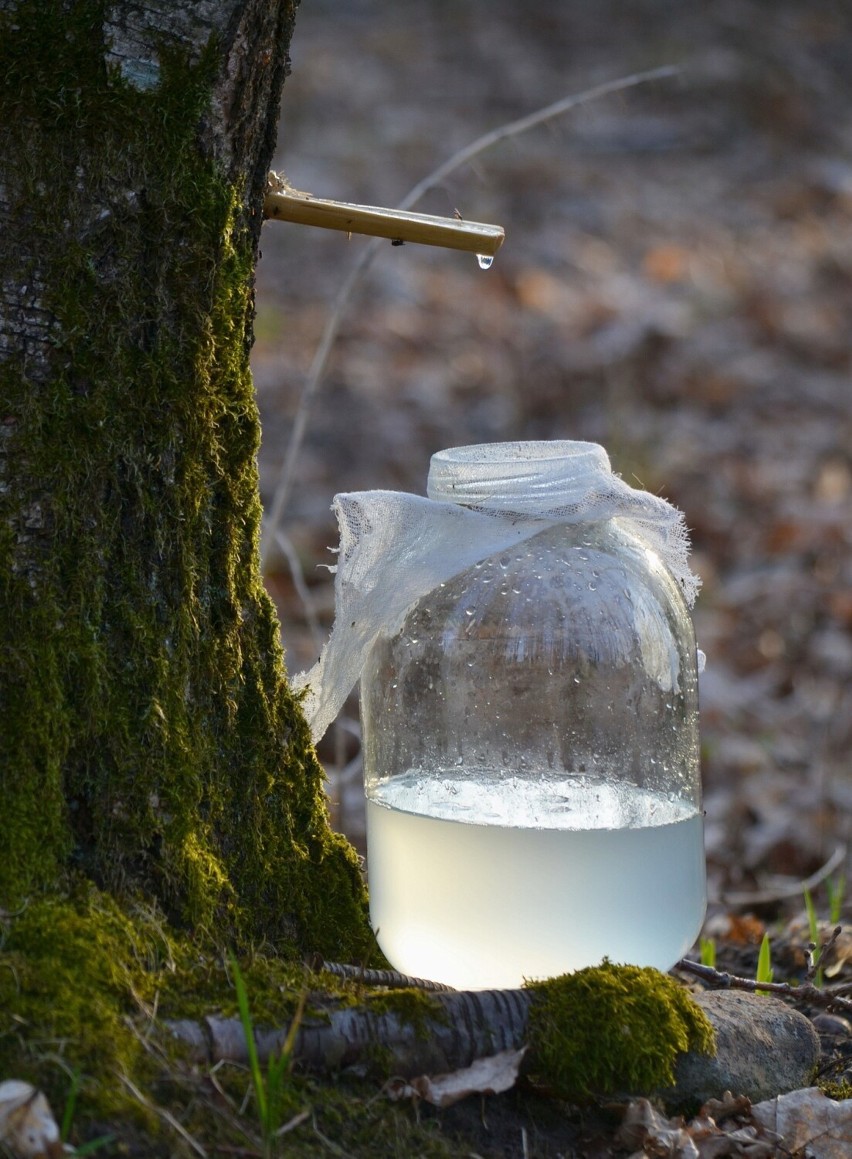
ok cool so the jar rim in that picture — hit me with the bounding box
[427,440,611,508]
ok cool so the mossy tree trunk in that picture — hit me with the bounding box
[0,0,371,960]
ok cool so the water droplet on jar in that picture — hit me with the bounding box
[465,607,475,616]
[476,253,494,270]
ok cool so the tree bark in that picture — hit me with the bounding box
[0,0,371,959]
[171,988,532,1079]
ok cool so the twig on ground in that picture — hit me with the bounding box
[258,65,680,569]
[274,1108,312,1139]
[120,1073,209,1158]
[676,955,852,1014]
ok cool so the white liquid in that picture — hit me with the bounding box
[366,771,705,990]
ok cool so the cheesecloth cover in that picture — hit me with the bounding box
[293,441,699,743]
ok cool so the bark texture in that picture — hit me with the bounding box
[171,987,532,1078]
[0,0,371,959]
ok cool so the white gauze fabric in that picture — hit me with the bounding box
[293,441,700,742]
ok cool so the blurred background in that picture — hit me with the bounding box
[252,0,852,921]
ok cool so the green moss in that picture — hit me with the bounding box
[0,890,338,1128]
[0,889,164,1126]
[525,962,716,1100]
[0,0,373,961]
[820,1080,852,1101]
[0,893,484,1156]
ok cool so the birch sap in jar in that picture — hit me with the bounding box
[360,442,705,991]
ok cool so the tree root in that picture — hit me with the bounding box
[168,987,530,1077]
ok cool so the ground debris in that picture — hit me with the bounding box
[751,1087,852,1159]
[0,1081,63,1159]
[615,1093,776,1158]
[386,1046,527,1108]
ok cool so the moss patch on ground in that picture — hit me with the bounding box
[0,891,502,1156]
[523,964,718,1098]
[526,961,717,1100]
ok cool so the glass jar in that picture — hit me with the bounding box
[360,452,704,990]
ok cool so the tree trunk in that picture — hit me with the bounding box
[0,0,371,960]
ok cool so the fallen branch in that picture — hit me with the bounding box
[170,987,529,1078]
[676,952,852,1014]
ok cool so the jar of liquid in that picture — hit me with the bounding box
[360,443,705,990]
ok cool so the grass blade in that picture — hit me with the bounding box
[755,932,773,993]
[229,953,267,1125]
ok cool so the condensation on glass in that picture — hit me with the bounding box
[360,450,705,990]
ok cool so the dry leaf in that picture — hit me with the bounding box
[698,1092,753,1124]
[699,1129,775,1158]
[751,1087,852,1159]
[703,913,766,946]
[822,928,852,979]
[386,1046,527,1109]
[616,1094,779,1159]
[0,1080,64,1159]
[615,1098,699,1158]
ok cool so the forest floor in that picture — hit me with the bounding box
[247,0,852,1153]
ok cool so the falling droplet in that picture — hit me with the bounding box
[476,253,494,270]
